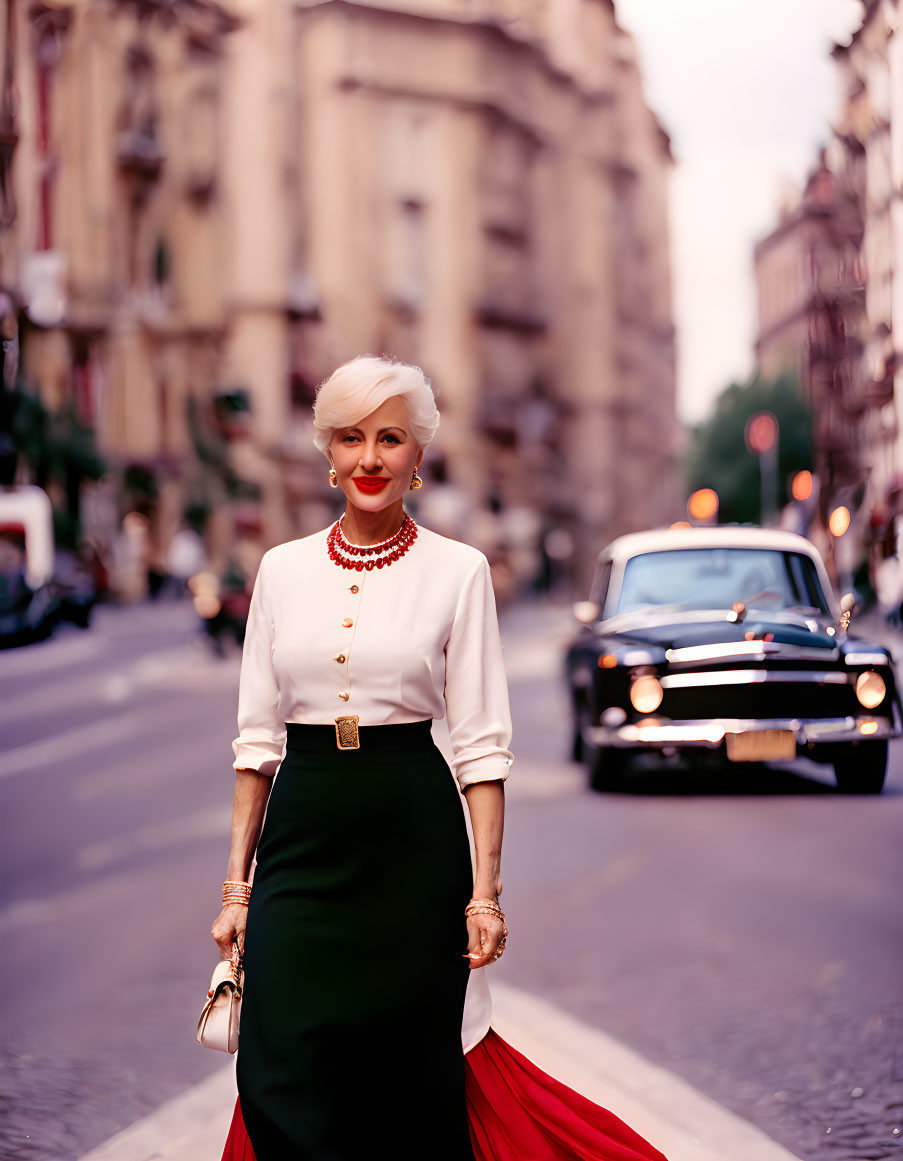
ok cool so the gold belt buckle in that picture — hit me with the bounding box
[334,715,360,750]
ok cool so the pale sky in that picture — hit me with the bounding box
[615,0,864,424]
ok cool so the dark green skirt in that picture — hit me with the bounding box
[236,720,477,1161]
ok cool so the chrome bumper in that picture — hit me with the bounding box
[586,716,898,750]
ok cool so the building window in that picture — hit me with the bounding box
[183,47,222,203]
[381,103,433,311]
[152,237,170,287]
[385,198,426,310]
[116,45,164,184]
[34,17,66,250]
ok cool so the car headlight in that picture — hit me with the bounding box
[630,675,663,714]
[855,670,886,709]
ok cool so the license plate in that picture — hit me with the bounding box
[726,730,796,762]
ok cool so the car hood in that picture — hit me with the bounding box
[597,610,838,654]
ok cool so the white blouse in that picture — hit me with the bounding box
[231,522,514,789]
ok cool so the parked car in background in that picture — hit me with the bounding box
[0,485,97,647]
[566,527,899,794]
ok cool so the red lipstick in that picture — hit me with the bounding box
[352,476,390,494]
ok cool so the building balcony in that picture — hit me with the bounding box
[116,127,165,183]
[474,302,546,333]
[861,358,895,408]
[474,282,546,333]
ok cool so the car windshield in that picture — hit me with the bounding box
[613,547,830,617]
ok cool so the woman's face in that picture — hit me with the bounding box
[328,395,423,512]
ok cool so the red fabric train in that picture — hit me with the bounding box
[221,1029,667,1161]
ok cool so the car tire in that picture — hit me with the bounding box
[833,741,888,794]
[589,747,631,793]
[571,697,591,763]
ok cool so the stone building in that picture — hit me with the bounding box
[831,0,903,504]
[2,0,676,589]
[753,159,868,516]
[1,0,243,569]
[754,0,903,546]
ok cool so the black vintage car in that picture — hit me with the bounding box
[566,527,899,794]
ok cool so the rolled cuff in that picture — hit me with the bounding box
[456,754,512,790]
[231,736,285,777]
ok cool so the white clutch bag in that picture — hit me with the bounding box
[196,943,242,1053]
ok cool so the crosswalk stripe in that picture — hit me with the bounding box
[0,710,149,782]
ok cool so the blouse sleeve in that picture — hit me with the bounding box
[444,554,514,790]
[231,551,285,776]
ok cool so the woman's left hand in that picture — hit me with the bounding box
[464,913,506,969]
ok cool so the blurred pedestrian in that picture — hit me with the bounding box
[875,553,903,628]
[539,525,576,596]
[211,355,668,1161]
[109,511,150,602]
[414,454,470,540]
[165,523,207,598]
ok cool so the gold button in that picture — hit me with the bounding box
[335,654,346,663]
[338,690,349,701]
[349,585,359,594]
[342,618,353,627]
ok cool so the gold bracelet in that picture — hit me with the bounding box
[464,900,506,919]
[222,879,251,906]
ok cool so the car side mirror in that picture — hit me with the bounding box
[839,591,855,631]
[573,600,600,625]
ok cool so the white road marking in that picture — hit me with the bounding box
[489,984,802,1161]
[0,710,149,782]
[0,644,237,731]
[74,981,802,1161]
[0,631,104,680]
[76,805,232,871]
[503,758,585,798]
[503,635,571,681]
[71,735,226,800]
[0,803,233,930]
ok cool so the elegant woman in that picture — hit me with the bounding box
[212,355,667,1161]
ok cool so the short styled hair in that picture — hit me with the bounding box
[312,355,440,454]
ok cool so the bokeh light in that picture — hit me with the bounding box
[828,506,850,537]
[687,488,719,523]
[790,470,813,502]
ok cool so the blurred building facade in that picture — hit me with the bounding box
[754,0,903,559]
[2,0,677,590]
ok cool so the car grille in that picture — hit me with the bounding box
[660,680,860,722]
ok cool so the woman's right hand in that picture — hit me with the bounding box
[211,904,248,959]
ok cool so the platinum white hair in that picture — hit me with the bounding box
[312,355,439,454]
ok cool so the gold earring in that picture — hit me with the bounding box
[411,469,423,491]
[328,468,338,488]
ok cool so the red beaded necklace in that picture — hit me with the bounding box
[327,513,418,571]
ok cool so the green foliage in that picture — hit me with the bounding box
[685,373,812,524]
[8,390,106,486]
[4,385,107,546]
